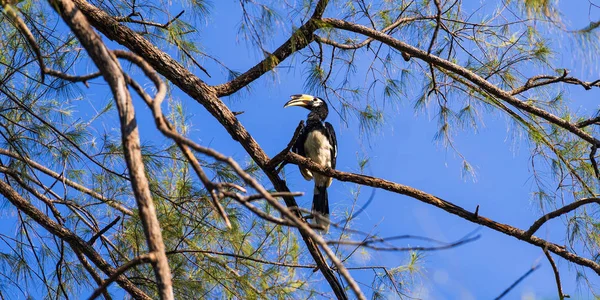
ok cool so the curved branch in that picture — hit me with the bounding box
[526,198,600,237]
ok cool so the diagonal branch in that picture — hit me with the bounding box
[0,179,151,300]
[88,252,157,300]
[494,263,541,300]
[543,248,568,300]
[48,0,173,298]
[321,18,600,146]
[284,152,600,275]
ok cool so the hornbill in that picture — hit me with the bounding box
[284,94,337,232]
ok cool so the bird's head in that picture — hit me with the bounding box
[284,94,329,120]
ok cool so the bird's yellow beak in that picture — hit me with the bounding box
[284,94,314,108]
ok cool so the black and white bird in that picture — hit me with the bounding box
[284,94,337,232]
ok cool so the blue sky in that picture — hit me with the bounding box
[3,0,600,299]
[179,1,600,299]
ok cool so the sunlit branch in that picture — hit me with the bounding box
[48,1,174,298]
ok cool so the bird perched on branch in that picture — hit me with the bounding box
[284,94,337,232]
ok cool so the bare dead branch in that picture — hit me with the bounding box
[44,68,102,86]
[88,216,121,245]
[510,70,600,96]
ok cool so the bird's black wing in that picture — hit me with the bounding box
[324,122,337,169]
[292,126,308,157]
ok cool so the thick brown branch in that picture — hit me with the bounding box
[526,198,600,237]
[48,1,173,298]
[284,152,600,275]
[314,15,425,50]
[213,21,318,96]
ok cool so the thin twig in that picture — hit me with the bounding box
[543,248,569,300]
[88,216,121,245]
[494,263,541,300]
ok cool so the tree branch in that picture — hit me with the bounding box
[284,152,600,275]
[0,178,151,299]
[494,263,540,300]
[48,1,173,298]
[544,248,568,300]
[88,252,157,300]
[526,198,600,237]
[321,18,600,146]
[69,1,352,298]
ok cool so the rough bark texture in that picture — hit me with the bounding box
[49,0,174,298]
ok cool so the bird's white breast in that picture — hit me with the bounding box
[304,130,332,167]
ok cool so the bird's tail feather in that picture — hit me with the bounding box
[312,185,330,232]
